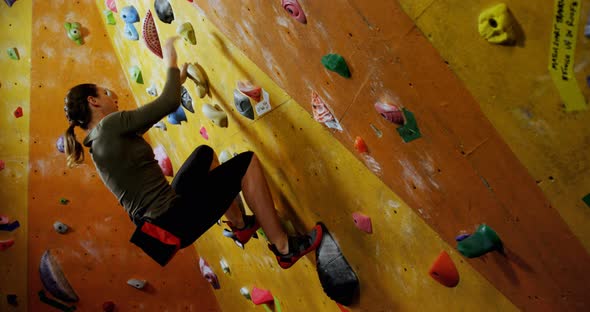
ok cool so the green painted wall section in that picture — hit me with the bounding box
[0,1,31,311]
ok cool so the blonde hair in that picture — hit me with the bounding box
[63,84,96,168]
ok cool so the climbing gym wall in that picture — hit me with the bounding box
[23,0,219,311]
[0,1,31,311]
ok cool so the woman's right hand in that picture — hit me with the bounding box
[163,36,180,69]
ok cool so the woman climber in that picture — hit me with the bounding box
[62,36,322,267]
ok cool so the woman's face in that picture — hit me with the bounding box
[94,86,119,114]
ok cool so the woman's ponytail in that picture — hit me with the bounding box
[65,122,84,168]
[63,83,97,168]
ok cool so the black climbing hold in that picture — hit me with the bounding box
[181,86,194,113]
[0,220,20,232]
[234,89,254,120]
[154,0,174,24]
[583,193,590,208]
[316,222,359,306]
[7,294,17,306]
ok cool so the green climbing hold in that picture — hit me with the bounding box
[396,108,421,143]
[583,193,590,208]
[129,66,144,84]
[457,224,502,258]
[104,10,116,25]
[7,47,19,60]
[321,54,351,78]
[59,198,69,205]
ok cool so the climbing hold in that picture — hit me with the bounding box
[457,224,503,258]
[354,136,368,154]
[181,86,194,113]
[321,54,351,78]
[0,220,20,232]
[105,0,117,12]
[220,258,230,274]
[582,193,590,208]
[146,83,158,97]
[251,287,274,305]
[39,250,79,302]
[199,126,209,140]
[102,301,115,312]
[234,90,254,119]
[0,239,15,251]
[316,222,359,306]
[237,81,262,102]
[429,251,459,288]
[167,105,187,125]
[585,13,590,38]
[64,22,83,45]
[199,257,220,289]
[153,121,167,131]
[56,135,65,153]
[123,23,139,40]
[337,303,350,312]
[187,63,209,98]
[311,91,335,124]
[478,3,516,45]
[120,5,139,23]
[104,10,116,25]
[177,22,196,45]
[0,215,9,224]
[4,0,16,7]
[369,124,383,138]
[218,150,232,164]
[14,106,23,118]
[0,160,4,170]
[126,279,147,289]
[254,89,272,117]
[53,221,69,234]
[153,145,173,177]
[352,212,372,233]
[282,0,307,24]
[143,10,163,59]
[59,198,69,205]
[396,108,421,143]
[455,233,471,242]
[240,287,251,300]
[375,101,404,126]
[7,47,19,60]
[38,290,76,312]
[7,294,17,306]
[129,66,143,84]
[154,0,174,24]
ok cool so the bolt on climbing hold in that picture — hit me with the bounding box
[396,108,421,143]
[181,86,194,113]
[429,251,459,288]
[187,63,209,98]
[59,198,69,205]
[177,22,196,45]
[218,150,232,164]
[375,101,405,126]
[14,106,23,118]
[455,233,471,242]
[4,0,16,7]
[251,287,274,305]
[154,0,174,24]
[129,66,143,84]
[0,239,15,251]
[237,81,262,102]
[64,22,83,45]
[0,160,5,170]
[220,258,230,274]
[105,0,117,12]
[234,90,255,119]
[104,10,116,25]
[126,279,147,289]
[354,136,368,154]
[53,221,69,234]
[124,24,139,40]
[38,290,76,312]
[282,0,307,24]
[167,105,187,125]
[199,126,209,140]
[352,212,372,233]
[478,3,517,45]
[456,224,503,258]
[120,5,139,23]
[143,10,163,58]
[582,193,590,208]
[199,257,220,289]
[240,287,251,300]
[153,145,173,177]
[7,294,17,306]
[7,47,19,60]
[0,215,9,224]
[56,136,65,153]
[153,121,167,131]
[322,54,351,78]
[201,103,227,128]
[146,83,158,97]
[311,91,342,131]
[39,250,79,302]
[0,219,20,232]
[102,301,116,312]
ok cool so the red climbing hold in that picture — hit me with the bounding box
[237,81,262,102]
[14,106,23,118]
[337,303,350,312]
[105,0,117,12]
[143,10,163,58]
[282,0,307,24]
[429,251,459,288]
[0,239,15,251]
[0,160,5,171]
[153,145,173,177]
[354,136,368,154]
[352,212,372,233]
[102,301,115,312]
[251,287,274,305]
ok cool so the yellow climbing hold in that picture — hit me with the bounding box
[478,3,516,45]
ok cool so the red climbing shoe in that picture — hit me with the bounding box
[269,223,324,269]
[223,215,260,248]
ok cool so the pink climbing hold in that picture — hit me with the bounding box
[0,160,5,171]
[0,215,10,225]
[282,0,307,24]
[105,0,117,12]
[374,101,404,126]
[199,126,209,140]
[237,81,262,102]
[199,257,220,289]
[14,106,23,118]
[352,212,372,233]
[0,239,15,251]
[143,10,163,59]
[311,91,335,123]
[153,145,173,177]
[251,287,274,305]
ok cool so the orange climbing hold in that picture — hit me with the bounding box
[354,136,368,154]
[428,251,459,288]
[251,287,274,305]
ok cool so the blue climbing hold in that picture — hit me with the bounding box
[167,106,187,125]
[123,24,139,41]
[120,5,139,23]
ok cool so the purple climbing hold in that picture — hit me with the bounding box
[455,233,470,242]
[56,135,65,153]
[4,0,16,7]
[0,220,20,232]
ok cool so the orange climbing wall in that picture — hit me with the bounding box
[0,1,31,311]
[183,0,590,311]
[26,1,220,311]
